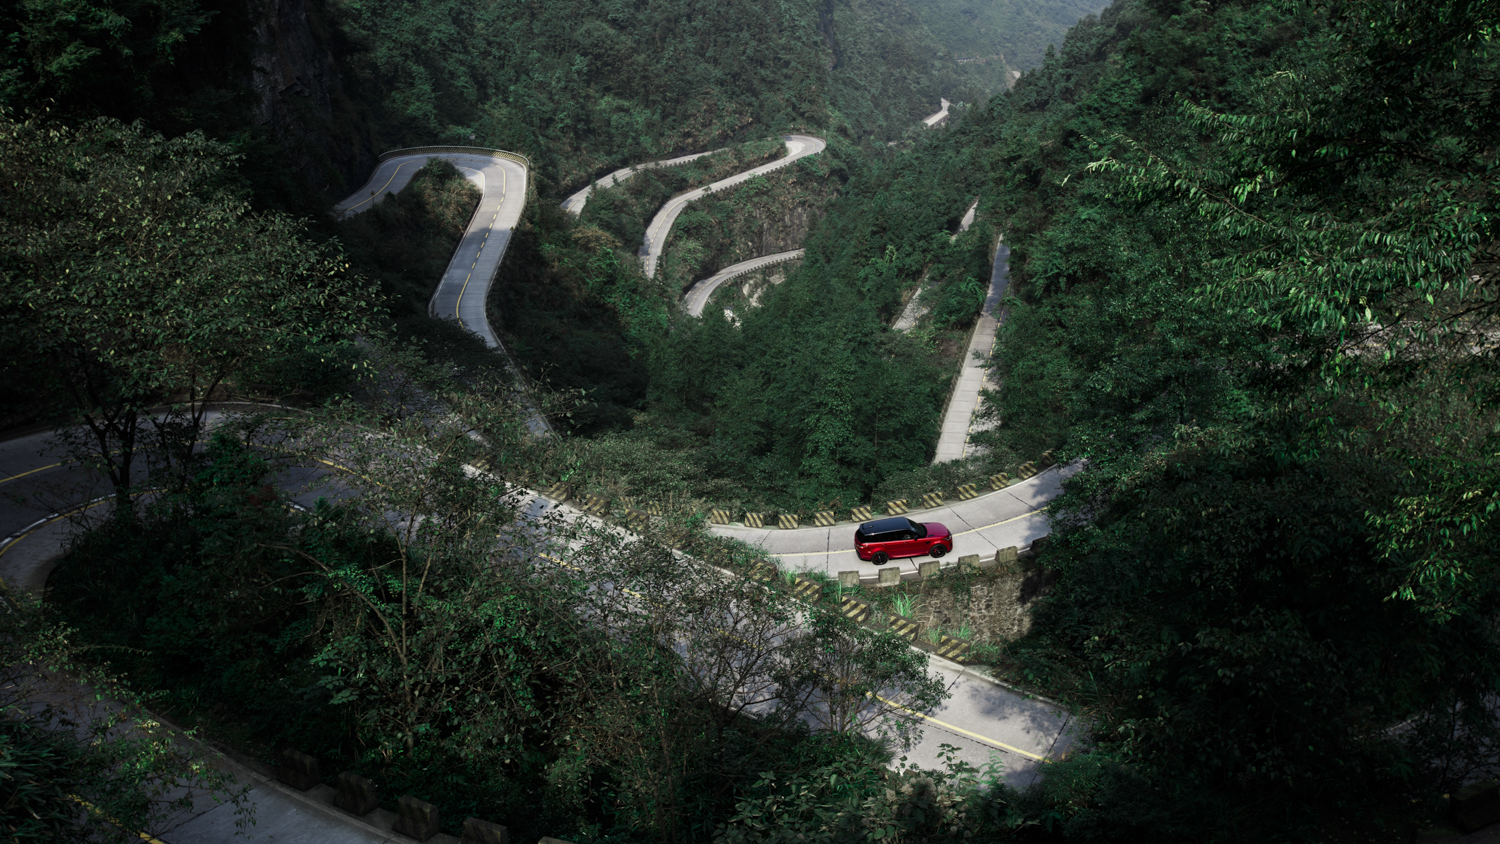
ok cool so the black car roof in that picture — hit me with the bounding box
[858,516,914,534]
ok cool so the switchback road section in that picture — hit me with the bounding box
[640,135,826,279]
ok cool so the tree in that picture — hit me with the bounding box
[0,115,378,514]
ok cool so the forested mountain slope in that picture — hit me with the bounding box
[848,0,1500,838]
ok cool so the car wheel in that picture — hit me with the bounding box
[930,545,946,558]
[872,552,889,564]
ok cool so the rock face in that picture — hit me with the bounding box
[246,0,376,196]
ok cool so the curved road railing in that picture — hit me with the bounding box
[682,249,805,316]
[641,134,827,279]
[562,148,727,216]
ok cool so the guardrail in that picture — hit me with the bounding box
[377,145,532,171]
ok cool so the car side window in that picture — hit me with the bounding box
[900,531,913,540]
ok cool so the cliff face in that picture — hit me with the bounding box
[245,0,376,197]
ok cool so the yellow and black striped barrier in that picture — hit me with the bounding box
[777,513,799,530]
[888,614,921,642]
[840,596,871,623]
[935,634,972,663]
[885,499,909,516]
[544,482,572,502]
[919,491,944,509]
[850,505,872,522]
[792,577,822,602]
[1016,461,1036,479]
[644,501,665,517]
[708,508,733,525]
[954,483,978,501]
[744,512,767,528]
[578,493,610,517]
[623,508,649,530]
[810,510,836,527]
[747,561,776,582]
[987,472,1010,490]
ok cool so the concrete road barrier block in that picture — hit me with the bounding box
[777,513,799,530]
[887,614,921,642]
[744,512,767,528]
[850,505,873,522]
[1040,449,1056,467]
[838,570,860,588]
[919,560,939,580]
[544,482,572,503]
[792,578,822,601]
[936,635,973,664]
[334,771,378,815]
[1017,461,1036,479]
[811,510,836,527]
[747,561,776,582]
[1453,780,1500,833]
[994,546,1019,573]
[708,508,733,525]
[277,749,319,791]
[578,493,610,517]
[644,501,665,517]
[462,818,509,844]
[885,499,909,516]
[393,794,440,841]
[987,472,1010,490]
[959,554,982,573]
[877,567,901,587]
[839,597,871,624]
[919,491,944,509]
[624,508,649,530]
[954,483,978,501]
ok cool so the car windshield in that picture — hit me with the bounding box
[914,522,927,538]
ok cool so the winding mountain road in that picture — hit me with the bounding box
[682,249,805,316]
[641,134,826,279]
[561,148,726,216]
[0,128,1080,842]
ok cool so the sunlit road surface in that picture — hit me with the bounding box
[640,135,826,279]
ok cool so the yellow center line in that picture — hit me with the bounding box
[1,460,65,486]
[874,694,1047,761]
[343,161,407,212]
[454,165,507,322]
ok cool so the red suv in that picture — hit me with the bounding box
[854,517,953,564]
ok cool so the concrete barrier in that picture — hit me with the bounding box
[919,560,940,579]
[840,596,871,623]
[888,614,921,642]
[811,510,836,526]
[577,494,610,517]
[393,794,440,841]
[1453,780,1500,833]
[959,554,982,573]
[838,571,860,588]
[543,482,572,502]
[334,771,378,815]
[277,749,319,791]
[885,499,909,516]
[792,577,822,601]
[935,634,973,664]
[708,508,733,524]
[919,492,944,509]
[463,818,510,844]
[987,472,1009,489]
[744,512,767,528]
[850,505,872,522]
[777,513,799,530]
[877,567,901,587]
[954,483,978,500]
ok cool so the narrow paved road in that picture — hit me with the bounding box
[561,148,726,216]
[335,148,550,437]
[641,134,826,279]
[933,239,1008,462]
[923,98,952,127]
[682,249,804,316]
